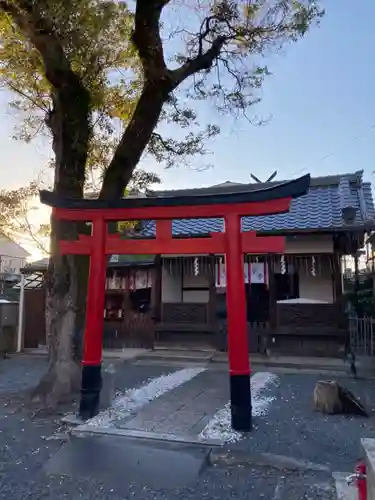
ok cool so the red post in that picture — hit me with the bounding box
[224,213,252,431]
[79,217,107,420]
[356,462,367,500]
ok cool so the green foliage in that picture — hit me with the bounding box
[0,0,323,253]
[175,0,323,117]
[0,168,161,252]
[344,275,375,316]
[0,0,223,177]
[0,1,155,248]
[0,182,38,236]
[0,181,49,254]
[0,0,141,169]
[0,0,324,177]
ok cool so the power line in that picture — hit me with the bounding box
[288,123,375,179]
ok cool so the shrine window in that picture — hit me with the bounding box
[274,272,299,301]
[129,288,151,313]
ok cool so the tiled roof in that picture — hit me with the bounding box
[142,171,375,237]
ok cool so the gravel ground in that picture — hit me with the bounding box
[0,356,368,498]
[230,372,375,472]
[0,355,48,392]
[0,462,281,499]
[112,360,178,392]
[0,356,183,499]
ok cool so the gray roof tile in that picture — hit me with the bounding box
[363,182,375,219]
[339,178,354,211]
[141,172,375,237]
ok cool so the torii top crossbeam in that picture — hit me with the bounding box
[40,174,310,221]
[40,174,310,256]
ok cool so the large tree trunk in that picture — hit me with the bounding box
[33,221,90,407]
[34,62,172,409]
[32,82,91,407]
[33,222,82,407]
[33,82,169,407]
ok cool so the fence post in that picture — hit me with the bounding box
[349,313,375,357]
[16,274,25,353]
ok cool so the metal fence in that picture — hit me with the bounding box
[349,315,375,356]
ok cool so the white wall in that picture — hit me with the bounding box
[272,255,334,303]
[182,273,209,288]
[0,236,29,274]
[182,290,209,303]
[182,272,209,303]
[161,267,210,303]
[161,267,182,303]
[0,256,26,274]
[284,235,334,302]
[162,264,334,304]
[161,234,337,304]
[285,234,333,254]
[298,259,334,303]
[298,273,333,303]
[0,236,29,258]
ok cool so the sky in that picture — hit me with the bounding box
[1,0,374,257]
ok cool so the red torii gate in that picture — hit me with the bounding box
[40,174,310,432]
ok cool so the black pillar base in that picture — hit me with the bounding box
[79,364,102,421]
[230,373,252,432]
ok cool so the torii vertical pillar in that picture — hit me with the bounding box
[225,213,251,431]
[79,217,107,420]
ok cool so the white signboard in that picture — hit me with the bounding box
[250,262,265,284]
[216,261,227,287]
[135,270,151,289]
[107,269,152,291]
[215,261,265,287]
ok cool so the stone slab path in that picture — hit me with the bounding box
[116,370,229,437]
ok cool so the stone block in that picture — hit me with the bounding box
[361,438,375,500]
[100,364,116,410]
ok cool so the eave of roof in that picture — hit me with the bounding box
[32,171,375,249]
[39,175,311,210]
[151,171,365,198]
[143,171,375,236]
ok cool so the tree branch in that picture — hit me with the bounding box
[0,1,80,90]
[19,213,49,255]
[153,0,171,8]
[131,0,171,82]
[100,0,174,199]
[99,82,166,199]
[0,0,91,197]
[171,35,228,87]
[151,132,178,154]
[6,81,50,113]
